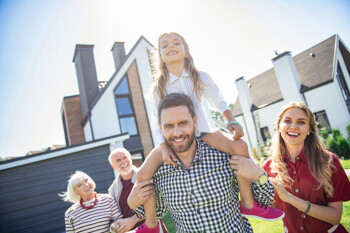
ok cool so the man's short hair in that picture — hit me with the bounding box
[158,93,195,122]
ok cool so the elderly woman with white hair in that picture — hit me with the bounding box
[60,171,122,233]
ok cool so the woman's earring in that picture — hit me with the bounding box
[307,132,310,135]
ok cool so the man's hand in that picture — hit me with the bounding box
[127,179,155,209]
[229,155,264,181]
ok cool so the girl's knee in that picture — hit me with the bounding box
[231,139,249,157]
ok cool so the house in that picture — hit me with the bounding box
[232,34,350,153]
[0,35,157,233]
[61,36,159,166]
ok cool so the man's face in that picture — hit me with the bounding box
[110,151,133,176]
[159,105,196,154]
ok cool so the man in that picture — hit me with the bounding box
[130,93,277,232]
[108,148,167,233]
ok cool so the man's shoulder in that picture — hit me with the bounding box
[197,137,231,159]
[154,138,231,176]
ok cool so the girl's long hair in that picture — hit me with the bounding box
[269,101,335,197]
[154,32,201,100]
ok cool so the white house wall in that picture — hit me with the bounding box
[91,90,120,139]
[89,38,155,141]
[132,41,159,145]
[304,82,350,137]
[84,121,93,141]
[256,102,285,139]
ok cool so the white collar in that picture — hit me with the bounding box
[169,69,188,83]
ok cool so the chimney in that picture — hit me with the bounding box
[111,42,126,70]
[72,44,99,119]
[235,77,258,151]
[272,51,303,102]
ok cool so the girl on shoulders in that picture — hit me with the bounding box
[134,32,283,233]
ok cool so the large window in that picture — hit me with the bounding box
[336,63,350,114]
[314,110,331,133]
[260,126,272,145]
[114,77,138,136]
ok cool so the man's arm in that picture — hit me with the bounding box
[229,155,274,205]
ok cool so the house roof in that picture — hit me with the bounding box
[88,35,155,112]
[0,133,129,170]
[232,34,345,116]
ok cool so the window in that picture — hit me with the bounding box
[336,63,350,114]
[114,76,138,136]
[260,126,272,145]
[314,110,331,133]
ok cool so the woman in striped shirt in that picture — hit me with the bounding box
[60,171,122,233]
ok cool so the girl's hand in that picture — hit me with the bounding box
[270,177,293,203]
[228,124,244,140]
[161,143,177,165]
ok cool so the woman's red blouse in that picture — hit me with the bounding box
[263,150,350,232]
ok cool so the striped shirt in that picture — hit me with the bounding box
[65,194,122,233]
[135,138,275,233]
[151,70,230,145]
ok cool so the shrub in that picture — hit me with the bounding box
[338,137,350,159]
[326,138,339,156]
[332,129,342,140]
[319,129,329,140]
[347,123,350,142]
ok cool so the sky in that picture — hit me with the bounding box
[0,0,349,158]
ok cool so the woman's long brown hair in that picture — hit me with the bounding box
[269,101,334,197]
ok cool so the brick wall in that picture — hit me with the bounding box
[127,61,154,158]
[62,96,85,145]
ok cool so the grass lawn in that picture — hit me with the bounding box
[161,160,350,232]
[341,158,350,170]
[162,202,350,232]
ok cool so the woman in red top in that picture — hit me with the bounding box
[263,101,350,233]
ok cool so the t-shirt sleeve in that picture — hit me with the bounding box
[151,87,165,145]
[200,72,230,114]
[328,154,350,203]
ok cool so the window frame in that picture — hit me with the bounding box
[260,126,272,145]
[114,76,139,136]
[314,110,332,134]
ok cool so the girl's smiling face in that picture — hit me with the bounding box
[279,107,311,149]
[159,33,186,65]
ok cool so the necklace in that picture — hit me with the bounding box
[80,192,97,210]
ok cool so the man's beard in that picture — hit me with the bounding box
[166,130,195,154]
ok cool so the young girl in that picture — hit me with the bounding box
[135,32,283,233]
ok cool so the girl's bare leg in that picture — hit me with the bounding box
[136,146,163,228]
